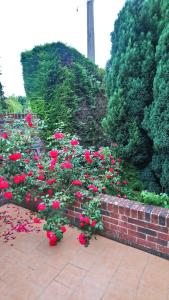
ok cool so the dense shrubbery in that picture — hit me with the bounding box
[104,0,169,194]
[21,42,107,147]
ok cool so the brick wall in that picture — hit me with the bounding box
[66,195,169,259]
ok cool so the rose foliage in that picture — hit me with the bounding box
[0,114,129,247]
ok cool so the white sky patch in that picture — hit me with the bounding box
[0,0,125,96]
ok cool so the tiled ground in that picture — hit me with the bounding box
[0,204,169,300]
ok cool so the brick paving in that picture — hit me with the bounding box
[0,204,169,300]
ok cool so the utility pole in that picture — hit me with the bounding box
[87,0,95,63]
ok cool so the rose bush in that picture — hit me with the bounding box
[0,114,129,246]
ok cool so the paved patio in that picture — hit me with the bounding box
[0,204,169,300]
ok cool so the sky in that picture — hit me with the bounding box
[0,0,126,96]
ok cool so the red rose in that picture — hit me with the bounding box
[9,153,22,161]
[123,180,128,185]
[60,226,66,233]
[24,159,29,163]
[47,189,54,196]
[37,203,46,211]
[0,181,9,189]
[84,174,89,179]
[49,235,57,246]
[28,121,33,127]
[37,163,44,170]
[34,154,39,161]
[72,180,83,186]
[70,139,79,146]
[75,191,83,199]
[25,113,32,122]
[14,174,26,184]
[46,179,56,185]
[0,155,3,160]
[88,184,98,192]
[33,218,41,223]
[84,216,90,224]
[4,191,12,199]
[50,150,58,158]
[111,159,116,165]
[91,220,97,227]
[60,161,73,169]
[46,230,55,239]
[27,170,33,177]
[78,233,86,245]
[109,168,114,172]
[1,132,8,139]
[117,158,122,163]
[53,132,64,139]
[37,174,44,181]
[52,201,60,209]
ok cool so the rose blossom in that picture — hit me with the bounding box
[4,191,13,199]
[9,153,22,161]
[52,201,60,209]
[37,203,46,211]
[0,181,9,189]
[53,132,64,139]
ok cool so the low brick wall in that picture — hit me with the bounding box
[66,195,169,259]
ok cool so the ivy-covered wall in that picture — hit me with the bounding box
[104,0,169,193]
[21,42,107,146]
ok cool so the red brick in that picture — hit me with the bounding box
[128,218,148,227]
[151,213,158,224]
[104,222,111,231]
[138,210,145,220]
[108,203,113,211]
[147,222,168,234]
[118,206,125,215]
[110,212,119,219]
[157,232,169,241]
[121,215,128,222]
[124,207,130,217]
[128,229,146,239]
[118,226,127,234]
[112,204,119,214]
[130,209,138,219]
[119,232,137,243]
[157,245,169,255]
[137,238,157,250]
[102,216,119,225]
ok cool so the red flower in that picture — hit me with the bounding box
[80,222,85,227]
[78,233,86,245]
[34,154,39,161]
[84,174,89,179]
[47,189,54,196]
[84,216,90,224]
[24,159,29,163]
[37,174,44,181]
[53,132,64,139]
[14,174,26,184]
[37,163,44,170]
[70,139,79,146]
[72,180,83,186]
[93,151,100,157]
[1,132,8,139]
[109,168,114,172]
[27,170,33,177]
[75,191,83,199]
[46,178,56,185]
[50,150,58,158]
[9,152,22,161]
[116,181,121,185]
[88,184,98,192]
[0,181,9,189]
[61,226,66,233]
[37,203,46,211]
[60,161,73,169]
[46,231,54,239]
[28,121,33,127]
[117,158,122,163]
[123,180,128,185]
[84,150,93,164]
[91,220,97,227]
[25,113,32,122]
[33,218,41,223]
[111,159,116,165]
[4,191,12,199]
[49,235,57,246]
[0,155,3,160]
[0,176,3,182]
[52,201,60,209]
[99,154,105,160]
[102,186,106,191]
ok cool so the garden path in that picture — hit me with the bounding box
[0,204,169,300]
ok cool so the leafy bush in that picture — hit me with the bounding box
[0,114,129,247]
[140,191,169,209]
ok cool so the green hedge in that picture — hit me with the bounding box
[21,42,107,146]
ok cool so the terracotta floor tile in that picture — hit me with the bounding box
[55,263,86,289]
[27,263,60,287]
[102,281,135,300]
[70,249,96,270]
[135,286,168,300]
[4,280,42,300]
[38,281,73,300]
[70,279,105,300]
